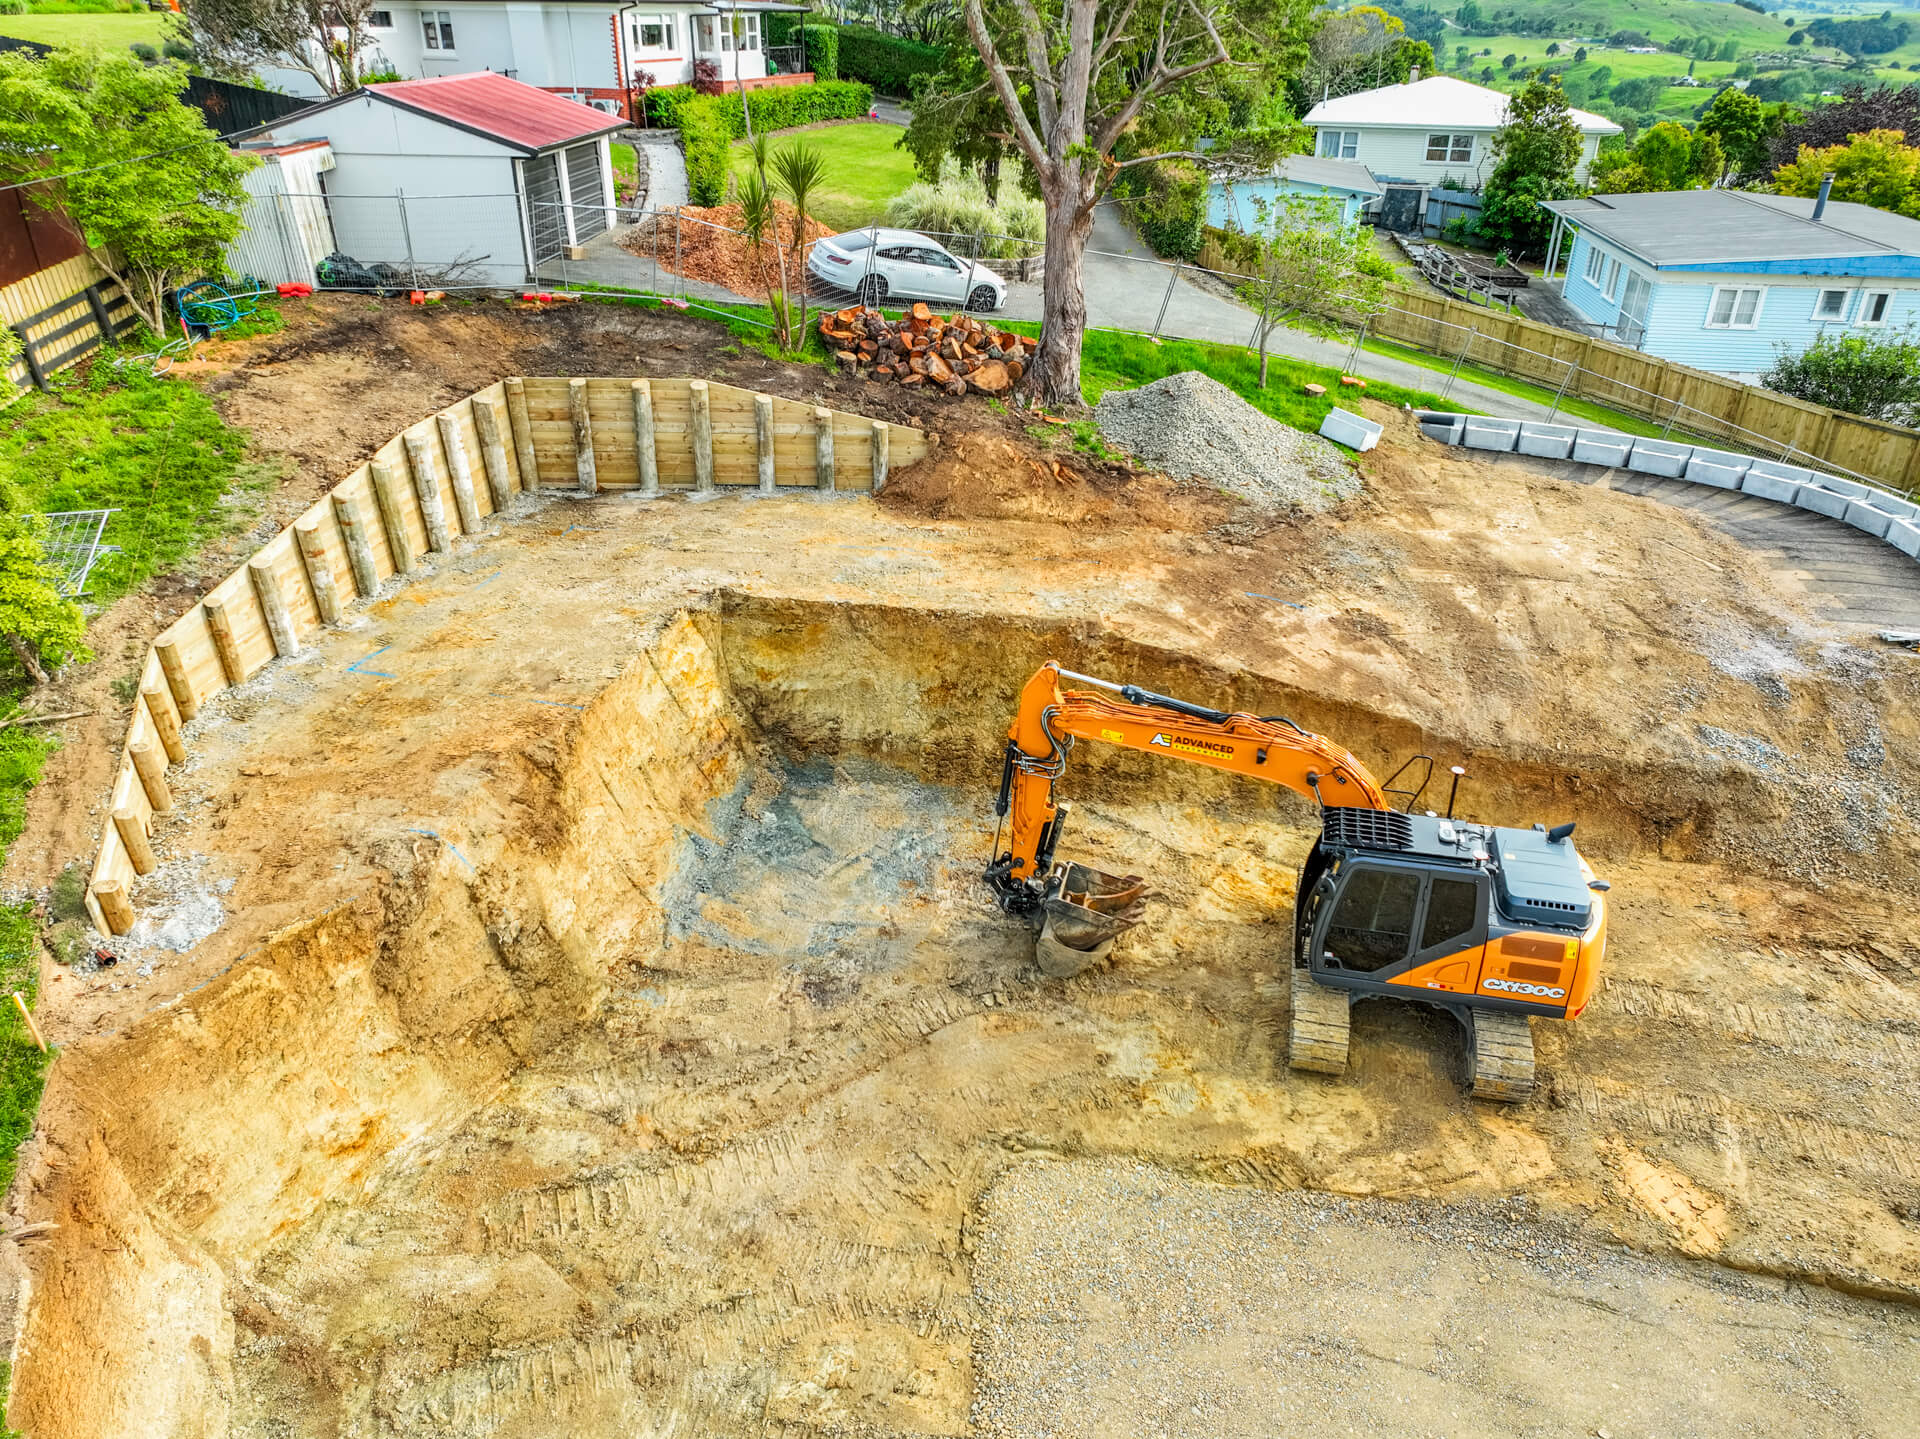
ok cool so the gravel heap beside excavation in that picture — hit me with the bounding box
[1095,370,1359,512]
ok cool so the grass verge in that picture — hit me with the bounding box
[1,349,271,601]
[1364,336,1676,438]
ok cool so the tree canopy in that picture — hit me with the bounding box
[1775,129,1920,220]
[1591,120,1722,194]
[184,0,385,95]
[0,51,252,333]
[0,481,88,687]
[1768,83,1918,169]
[1695,86,1770,181]
[1474,78,1581,257]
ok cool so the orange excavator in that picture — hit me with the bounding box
[984,663,1610,1101]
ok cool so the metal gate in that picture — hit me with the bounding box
[565,142,608,243]
[524,153,566,267]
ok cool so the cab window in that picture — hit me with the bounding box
[1420,877,1479,952]
[1324,868,1419,972]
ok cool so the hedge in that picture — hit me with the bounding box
[1113,159,1208,262]
[834,26,948,96]
[764,17,838,81]
[647,80,876,205]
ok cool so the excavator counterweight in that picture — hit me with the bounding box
[984,663,1610,1102]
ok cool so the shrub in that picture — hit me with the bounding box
[835,26,947,96]
[884,157,1043,258]
[801,24,837,82]
[128,42,158,62]
[657,80,875,205]
[1112,158,1207,261]
[1762,327,1920,422]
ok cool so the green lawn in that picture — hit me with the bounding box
[728,121,917,233]
[0,11,171,48]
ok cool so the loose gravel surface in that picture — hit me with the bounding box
[1094,370,1360,513]
[971,1158,1920,1439]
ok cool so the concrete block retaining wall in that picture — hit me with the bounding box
[1414,409,1920,574]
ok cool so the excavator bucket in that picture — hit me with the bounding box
[1040,862,1149,950]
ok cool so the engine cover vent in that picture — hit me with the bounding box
[1322,805,1414,852]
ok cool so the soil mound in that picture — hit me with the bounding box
[621,200,832,295]
[1095,370,1358,512]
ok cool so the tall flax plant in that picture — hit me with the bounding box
[772,143,826,348]
[737,166,792,348]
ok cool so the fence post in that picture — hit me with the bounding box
[1151,262,1182,338]
[1342,316,1371,378]
[1443,327,1477,400]
[1546,358,1577,423]
[1660,393,1685,440]
[397,188,419,290]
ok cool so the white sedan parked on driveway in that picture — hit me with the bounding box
[808,227,1007,312]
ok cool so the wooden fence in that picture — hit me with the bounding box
[1,251,120,394]
[1372,284,1920,495]
[83,376,932,935]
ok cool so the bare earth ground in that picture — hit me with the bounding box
[4,297,1920,1438]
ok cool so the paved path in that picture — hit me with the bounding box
[633,130,688,212]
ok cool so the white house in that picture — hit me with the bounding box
[1303,75,1619,190]
[260,0,814,116]
[237,72,626,287]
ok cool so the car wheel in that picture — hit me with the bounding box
[858,274,888,306]
[966,285,998,313]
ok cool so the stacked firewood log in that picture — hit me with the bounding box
[817,303,1032,396]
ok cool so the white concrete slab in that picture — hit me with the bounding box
[1463,417,1522,452]
[1319,406,1382,452]
[1627,438,1692,478]
[1572,430,1632,467]
[1516,423,1577,460]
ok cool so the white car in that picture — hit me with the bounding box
[808,227,1007,312]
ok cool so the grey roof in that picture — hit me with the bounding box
[1275,154,1383,197]
[1541,189,1920,267]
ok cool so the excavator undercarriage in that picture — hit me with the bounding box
[985,663,1610,1102]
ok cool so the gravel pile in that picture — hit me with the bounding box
[1094,371,1360,513]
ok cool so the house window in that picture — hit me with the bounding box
[731,13,761,51]
[1706,285,1765,329]
[1584,243,1606,285]
[1605,259,1622,302]
[695,12,759,53]
[630,15,676,51]
[1317,130,1359,160]
[1425,132,1473,163]
[1858,290,1893,326]
[1815,288,1849,321]
[421,10,454,50]
[368,9,393,28]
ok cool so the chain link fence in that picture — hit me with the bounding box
[223,185,1915,500]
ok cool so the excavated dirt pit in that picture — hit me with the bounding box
[11,426,1920,1436]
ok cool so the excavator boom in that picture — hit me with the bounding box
[989,663,1391,899]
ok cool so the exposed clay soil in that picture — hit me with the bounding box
[6,299,1920,1438]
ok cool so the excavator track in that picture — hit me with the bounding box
[1288,966,1350,1075]
[1469,1010,1536,1103]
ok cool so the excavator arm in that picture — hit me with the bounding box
[986,663,1393,912]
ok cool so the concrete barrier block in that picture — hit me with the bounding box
[1887,519,1920,558]
[1463,417,1522,452]
[1627,438,1692,478]
[1516,422,1577,459]
[1795,485,1852,519]
[1418,416,1465,445]
[1683,448,1752,488]
[1744,459,1817,488]
[1816,474,1871,500]
[1572,429,1633,467]
[1844,498,1897,538]
[1319,406,1382,452]
[1739,470,1801,504]
[1866,492,1919,522]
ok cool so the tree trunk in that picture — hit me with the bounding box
[982,152,1000,204]
[1022,177,1096,409]
[7,634,48,687]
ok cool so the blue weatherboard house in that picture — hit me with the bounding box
[1208,155,1384,231]
[1541,188,1920,381]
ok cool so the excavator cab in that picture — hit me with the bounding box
[1288,807,1607,1100]
[984,662,1609,1103]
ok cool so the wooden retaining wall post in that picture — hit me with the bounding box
[293,518,341,625]
[333,492,381,598]
[689,380,713,493]
[505,377,539,490]
[871,421,890,495]
[93,880,133,936]
[155,639,198,721]
[631,380,659,496]
[437,412,483,533]
[249,556,299,657]
[569,378,597,494]
[141,685,186,764]
[814,407,835,492]
[755,393,775,494]
[472,395,515,510]
[203,599,245,686]
[130,741,171,814]
[370,459,416,574]
[403,431,452,553]
[113,808,155,877]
